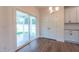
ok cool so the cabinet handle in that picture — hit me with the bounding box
[70,32,72,35]
[69,20,71,23]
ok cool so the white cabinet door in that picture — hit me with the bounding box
[76,7,79,23]
[64,30,69,41]
[72,31,79,43]
[64,30,73,41]
[64,7,71,23]
[64,30,79,43]
[64,7,77,23]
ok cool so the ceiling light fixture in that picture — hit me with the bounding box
[49,6,60,14]
[55,7,60,11]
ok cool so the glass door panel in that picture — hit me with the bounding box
[30,16,36,41]
[16,11,29,47]
[23,16,30,44]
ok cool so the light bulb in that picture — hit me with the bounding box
[49,7,52,11]
[55,7,60,11]
[49,7,54,14]
[50,9,54,14]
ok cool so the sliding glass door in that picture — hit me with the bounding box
[16,10,36,48]
[16,11,29,47]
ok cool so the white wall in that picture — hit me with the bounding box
[40,7,64,42]
[0,6,40,52]
[0,7,16,51]
[0,7,13,51]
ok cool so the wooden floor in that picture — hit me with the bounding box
[18,38,79,52]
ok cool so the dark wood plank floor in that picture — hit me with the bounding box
[18,38,79,52]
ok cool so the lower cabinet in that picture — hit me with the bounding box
[64,30,79,44]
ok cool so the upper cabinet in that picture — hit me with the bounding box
[76,7,79,23]
[64,7,77,23]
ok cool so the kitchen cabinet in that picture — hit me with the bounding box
[72,31,79,43]
[64,30,79,43]
[64,7,77,23]
[76,7,79,23]
[64,30,73,42]
[64,7,79,44]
